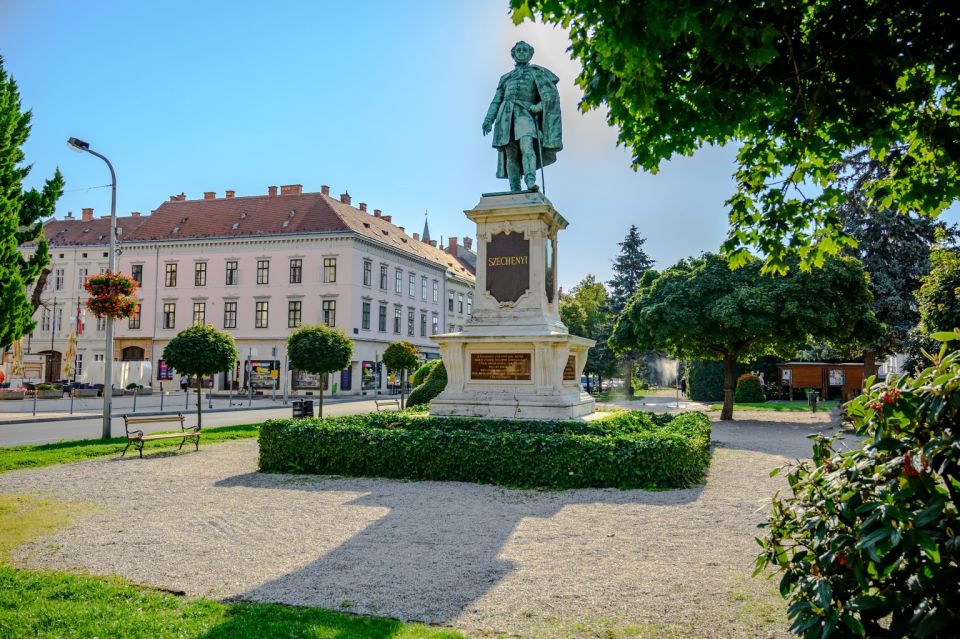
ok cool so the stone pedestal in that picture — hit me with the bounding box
[430,191,595,419]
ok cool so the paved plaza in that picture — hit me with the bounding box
[0,410,846,638]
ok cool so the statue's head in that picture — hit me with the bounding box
[511,41,534,64]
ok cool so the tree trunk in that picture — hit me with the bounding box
[624,358,634,397]
[863,350,878,381]
[585,374,592,393]
[195,374,202,427]
[721,356,735,421]
[30,268,51,312]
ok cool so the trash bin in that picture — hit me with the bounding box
[292,399,304,418]
[302,399,314,417]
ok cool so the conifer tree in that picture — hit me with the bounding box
[0,56,64,350]
[607,226,653,395]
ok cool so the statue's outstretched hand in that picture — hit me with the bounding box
[482,121,492,135]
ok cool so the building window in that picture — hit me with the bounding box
[432,315,439,335]
[255,301,269,328]
[288,300,302,328]
[407,309,414,336]
[394,307,402,333]
[420,312,427,337]
[225,261,238,285]
[192,302,205,326]
[96,316,105,332]
[433,280,439,303]
[458,293,464,314]
[408,272,416,297]
[466,294,473,315]
[380,264,388,289]
[362,302,371,330]
[54,268,65,291]
[323,258,337,283]
[128,304,141,329]
[40,308,50,332]
[289,259,302,284]
[378,304,387,332]
[448,324,455,333]
[94,353,104,362]
[223,301,237,329]
[130,264,142,286]
[322,300,336,327]
[395,269,402,294]
[194,262,207,287]
[363,260,372,287]
[165,263,177,287]
[421,276,428,300]
[75,353,83,377]
[448,291,454,312]
[163,303,176,329]
[257,260,270,285]
[77,267,89,288]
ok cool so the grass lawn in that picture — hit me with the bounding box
[593,392,645,402]
[708,400,840,413]
[0,424,261,474]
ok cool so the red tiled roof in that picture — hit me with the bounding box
[124,191,475,281]
[40,214,149,247]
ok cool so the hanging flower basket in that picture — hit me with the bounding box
[84,271,139,320]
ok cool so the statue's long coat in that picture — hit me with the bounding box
[486,64,563,177]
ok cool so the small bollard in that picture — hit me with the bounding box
[160,389,165,411]
[184,389,189,409]
[208,390,212,410]
[69,390,75,415]
[32,391,38,416]
[132,388,138,413]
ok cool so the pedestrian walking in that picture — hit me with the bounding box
[179,374,189,393]
[680,377,687,397]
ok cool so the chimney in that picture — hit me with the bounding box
[398,226,405,233]
[413,233,420,241]
[340,192,351,204]
[204,191,216,200]
[82,208,94,222]
[382,215,392,223]
[463,237,473,250]
[131,211,141,218]
[430,240,437,247]
[268,186,278,198]
[177,193,186,201]
[280,184,302,196]
[225,190,235,198]
[373,209,381,217]
[320,184,330,196]
[448,236,458,257]
[65,211,74,219]
[359,202,367,212]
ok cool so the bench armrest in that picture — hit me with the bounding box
[127,429,144,438]
[183,424,201,433]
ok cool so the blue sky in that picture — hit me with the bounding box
[3,1,955,291]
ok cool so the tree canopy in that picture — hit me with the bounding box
[162,324,238,426]
[382,341,420,409]
[511,1,960,273]
[0,56,64,350]
[288,324,353,418]
[560,275,618,387]
[607,225,653,316]
[916,242,960,344]
[611,253,882,419]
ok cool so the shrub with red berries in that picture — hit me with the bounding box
[83,271,138,319]
[757,330,960,638]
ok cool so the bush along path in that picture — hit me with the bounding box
[259,410,711,489]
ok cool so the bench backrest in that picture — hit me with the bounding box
[123,413,185,436]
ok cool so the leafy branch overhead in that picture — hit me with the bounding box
[511,1,960,273]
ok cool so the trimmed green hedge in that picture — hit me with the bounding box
[734,374,765,403]
[258,411,711,489]
[407,362,447,407]
[411,359,442,387]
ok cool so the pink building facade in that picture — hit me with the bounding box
[114,186,474,396]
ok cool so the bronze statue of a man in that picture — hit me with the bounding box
[482,41,563,192]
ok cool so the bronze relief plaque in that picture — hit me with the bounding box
[486,231,529,303]
[470,352,532,380]
[563,355,576,381]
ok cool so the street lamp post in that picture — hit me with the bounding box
[67,137,117,440]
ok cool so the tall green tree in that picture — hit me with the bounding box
[161,325,238,428]
[0,56,64,350]
[382,341,419,409]
[287,324,353,418]
[607,226,653,396]
[915,242,960,352]
[560,275,617,391]
[612,253,882,420]
[511,1,960,273]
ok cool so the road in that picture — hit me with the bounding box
[0,398,384,447]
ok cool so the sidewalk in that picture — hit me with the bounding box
[0,392,371,426]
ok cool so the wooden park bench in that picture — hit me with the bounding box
[374,399,401,412]
[121,413,200,458]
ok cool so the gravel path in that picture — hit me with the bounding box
[0,413,847,638]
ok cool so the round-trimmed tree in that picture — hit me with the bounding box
[162,325,237,427]
[287,324,353,418]
[382,341,419,409]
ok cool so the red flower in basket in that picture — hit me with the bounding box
[84,271,139,319]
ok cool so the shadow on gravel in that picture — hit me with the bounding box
[711,416,862,460]
[212,472,705,625]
